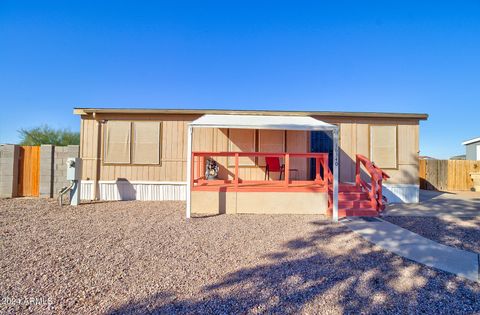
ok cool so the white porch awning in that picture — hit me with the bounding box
[189,114,337,131]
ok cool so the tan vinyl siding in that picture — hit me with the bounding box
[398,124,419,164]
[80,118,94,180]
[79,113,420,185]
[258,130,285,166]
[228,129,256,166]
[80,114,195,182]
[286,131,308,180]
[312,116,419,185]
[338,122,355,182]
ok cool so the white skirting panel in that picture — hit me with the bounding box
[80,180,94,200]
[80,180,186,201]
[79,181,417,203]
[382,184,419,204]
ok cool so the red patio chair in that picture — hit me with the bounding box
[264,157,284,180]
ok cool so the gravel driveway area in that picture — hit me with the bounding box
[383,189,480,254]
[1,198,480,314]
[383,216,480,253]
[385,190,480,217]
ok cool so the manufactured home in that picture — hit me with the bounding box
[74,108,427,219]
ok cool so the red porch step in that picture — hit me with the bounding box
[338,192,370,201]
[338,200,374,209]
[338,184,363,192]
[327,207,379,217]
[328,184,379,218]
[337,208,379,217]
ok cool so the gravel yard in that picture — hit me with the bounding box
[1,198,480,314]
[383,216,480,253]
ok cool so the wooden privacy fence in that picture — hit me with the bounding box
[420,159,480,191]
[17,146,40,197]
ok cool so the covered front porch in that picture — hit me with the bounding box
[191,151,332,215]
[185,114,389,220]
[185,114,341,220]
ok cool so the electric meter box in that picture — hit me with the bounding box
[66,158,82,181]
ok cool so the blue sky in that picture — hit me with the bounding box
[1,1,479,158]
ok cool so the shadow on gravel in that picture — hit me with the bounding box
[108,222,480,314]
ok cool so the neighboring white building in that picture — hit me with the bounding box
[462,137,480,160]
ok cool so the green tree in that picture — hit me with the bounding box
[18,125,80,146]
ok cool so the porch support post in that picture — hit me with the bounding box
[315,157,321,182]
[186,125,193,219]
[234,153,239,188]
[195,155,200,179]
[284,153,290,187]
[332,127,339,222]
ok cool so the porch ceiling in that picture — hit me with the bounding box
[189,114,338,131]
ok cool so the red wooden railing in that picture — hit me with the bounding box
[355,154,390,211]
[191,152,330,190]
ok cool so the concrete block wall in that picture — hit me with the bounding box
[0,144,79,198]
[39,145,54,198]
[52,145,80,197]
[0,145,19,198]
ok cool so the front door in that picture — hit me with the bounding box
[310,131,334,179]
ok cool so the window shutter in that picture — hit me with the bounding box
[104,121,131,164]
[132,121,161,164]
[370,125,397,169]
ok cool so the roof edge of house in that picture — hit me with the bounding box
[73,107,429,120]
[462,137,480,145]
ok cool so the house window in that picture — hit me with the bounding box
[132,121,161,164]
[104,121,131,164]
[104,120,161,165]
[258,130,285,166]
[228,129,256,166]
[370,125,397,169]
